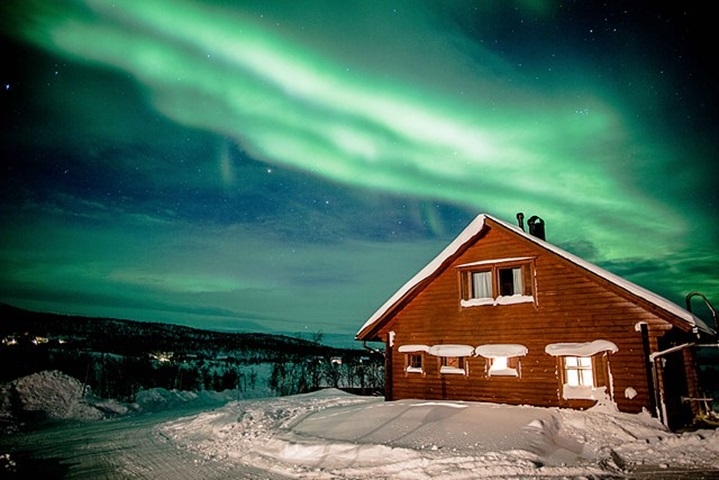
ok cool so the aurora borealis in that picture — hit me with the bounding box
[1,1,717,343]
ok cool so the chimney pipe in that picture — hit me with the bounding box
[527,215,545,240]
[516,212,525,231]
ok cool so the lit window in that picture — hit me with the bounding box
[475,344,527,377]
[563,356,594,387]
[489,356,510,375]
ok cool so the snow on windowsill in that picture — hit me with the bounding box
[476,344,528,358]
[398,345,430,353]
[440,366,466,375]
[545,340,618,357]
[488,368,519,377]
[428,344,475,357]
[563,384,608,401]
[405,367,423,373]
[461,295,534,308]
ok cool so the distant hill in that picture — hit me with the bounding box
[0,302,355,358]
[0,303,384,401]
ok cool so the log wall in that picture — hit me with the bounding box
[378,223,677,414]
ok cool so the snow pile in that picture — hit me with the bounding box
[0,370,237,434]
[160,389,719,479]
[0,370,105,431]
[132,387,235,412]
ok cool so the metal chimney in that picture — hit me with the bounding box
[527,215,545,240]
[516,212,525,231]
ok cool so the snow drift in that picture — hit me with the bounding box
[2,370,719,478]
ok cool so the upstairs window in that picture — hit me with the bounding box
[498,267,524,296]
[459,258,534,307]
[471,271,493,299]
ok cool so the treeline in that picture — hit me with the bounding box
[268,352,384,397]
[0,304,385,401]
[1,342,383,401]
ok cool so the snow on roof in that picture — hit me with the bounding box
[545,340,619,357]
[356,215,488,338]
[356,213,714,339]
[487,215,713,334]
[475,344,529,358]
[457,257,534,268]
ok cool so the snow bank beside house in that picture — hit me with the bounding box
[160,389,719,479]
[2,370,719,478]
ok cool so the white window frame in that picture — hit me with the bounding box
[563,356,594,387]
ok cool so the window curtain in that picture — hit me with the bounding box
[512,268,523,295]
[472,271,492,298]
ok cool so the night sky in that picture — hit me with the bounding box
[1,1,717,345]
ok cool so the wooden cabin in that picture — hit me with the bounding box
[355,213,716,430]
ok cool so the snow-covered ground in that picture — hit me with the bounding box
[2,371,719,478]
[159,390,719,479]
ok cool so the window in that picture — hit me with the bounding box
[459,259,534,307]
[428,344,473,376]
[409,354,423,369]
[545,341,618,401]
[398,344,429,374]
[475,344,527,377]
[498,267,524,296]
[471,271,493,299]
[406,353,423,373]
[487,356,520,376]
[563,356,594,387]
[440,356,466,375]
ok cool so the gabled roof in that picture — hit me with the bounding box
[356,213,714,341]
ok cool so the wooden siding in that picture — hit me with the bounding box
[379,223,678,414]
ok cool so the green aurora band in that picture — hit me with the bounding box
[4,0,717,313]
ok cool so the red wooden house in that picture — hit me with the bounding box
[356,213,716,430]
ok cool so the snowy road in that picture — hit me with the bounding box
[0,407,291,479]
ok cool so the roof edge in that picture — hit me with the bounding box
[356,213,715,340]
[355,214,488,340]
[487,215,715,336]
